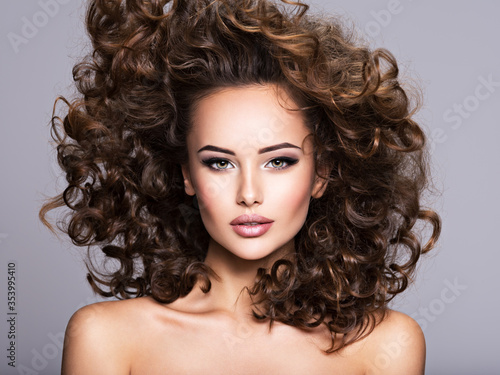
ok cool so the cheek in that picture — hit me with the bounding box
[191,167,230,203]
[191,172,229,228]
[277,180,312,214]
[269,170,314,222]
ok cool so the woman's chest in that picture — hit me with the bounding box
[128,321,366,375]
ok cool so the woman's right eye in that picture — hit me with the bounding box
[202,158,234,171]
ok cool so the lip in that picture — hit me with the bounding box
[230,214,273,225]
[230,214,274,238]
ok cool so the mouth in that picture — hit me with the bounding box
[230,214,273,226]
[230,214,274,237]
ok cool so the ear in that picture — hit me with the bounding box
[181,164,196,196]
[311,166,329,199]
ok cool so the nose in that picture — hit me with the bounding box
[236,166,263,207]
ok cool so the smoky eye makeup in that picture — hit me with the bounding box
[200,155,299,172]
[265,157,299,170]
[201,157,234,171]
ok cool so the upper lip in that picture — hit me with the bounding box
[230,214,274,225]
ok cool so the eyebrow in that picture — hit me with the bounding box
[197,142,301,155]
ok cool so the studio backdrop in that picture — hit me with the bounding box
[1,1,498,374]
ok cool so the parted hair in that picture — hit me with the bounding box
[41,0,440,352]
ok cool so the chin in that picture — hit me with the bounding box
[223,239,294,264]
[229,247,276,262]
[205,230,297,266]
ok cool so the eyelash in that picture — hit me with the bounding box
[201,157,299,171]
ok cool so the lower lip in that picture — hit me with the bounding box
[231,223,273,237]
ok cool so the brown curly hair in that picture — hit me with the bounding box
[41,0,440,352]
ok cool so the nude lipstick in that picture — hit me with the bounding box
[230,214,274,238]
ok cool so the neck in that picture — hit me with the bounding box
[191,238,294,319]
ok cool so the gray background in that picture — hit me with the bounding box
[1,0,498,374]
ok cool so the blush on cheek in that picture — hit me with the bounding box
[277,183,312,221]
[195,178,227,205]
[195,190,221,221]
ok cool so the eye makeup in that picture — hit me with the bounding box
[201,156,299,171]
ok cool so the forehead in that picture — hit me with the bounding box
[188,85,311,152]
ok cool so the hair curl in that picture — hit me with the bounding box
[41,0,440,352]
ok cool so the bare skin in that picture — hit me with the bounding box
[62,294,425,374]
[61,85,426,374]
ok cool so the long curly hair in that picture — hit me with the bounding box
[41,0,440,352]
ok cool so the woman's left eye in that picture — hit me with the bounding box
[265,157,298,170]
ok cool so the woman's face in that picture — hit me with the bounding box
[182,84,326,262]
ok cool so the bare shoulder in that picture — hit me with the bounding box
[61,297,156,375]
[359,310,426,375]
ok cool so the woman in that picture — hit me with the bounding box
[41,0,441,373]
